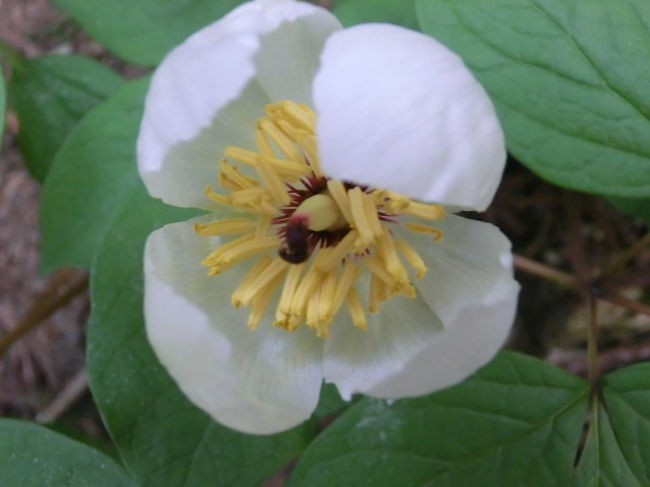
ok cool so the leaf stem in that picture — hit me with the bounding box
[513,254,581,291]
[0,270,89,358]
[587,295,599,389]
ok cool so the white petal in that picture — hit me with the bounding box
[322,278,444,400]
[137,0,340,209]
[408,214,517,328]
[314,24,506,211]
[366,215,519,397]
[367,278,518,398]
[144,219,323,434]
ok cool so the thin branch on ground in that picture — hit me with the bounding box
[598,292,650,318]
[513,254,582,291]
[599,232,650,282]
[35,368,87,423]
[0,270,89,358]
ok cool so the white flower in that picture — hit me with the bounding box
[137,0,519,435]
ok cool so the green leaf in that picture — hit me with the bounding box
[575,405,643,487]
[54,0,246,66]
[608,196,650,225]
[289,352,588,487]
[88,186,315,487]
[0,419,134,487]
[575,363,650,486]
[332,0,418,29]
[9,54,123,182]
[417,0,650,198]
[40,77,148,272]
[313,383,348,419]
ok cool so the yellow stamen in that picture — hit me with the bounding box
[362,255,403,291]
[289,252,328,319]
[346,287,367,329]
[255,128,275,158]
[317,268,338,328]
[257,119,304,164]
[196,100,448,338]
[315,229,359,272]
[202,234,253,268]
[205,186,232,207]
[237,257,288,307]
[193,218,253,236]
[232,255,273,307]
[331,258,361,315]
[405,222,444,241]
[404,202,446,220]
[306,283,320,330]
[255,158,290,206]
[376,227,409,283]
[255,215,272,238]
[349,187,378,246]
[395,239,428,278]
[219,160,258,190]
[275,263,305,328]
[247,274,284,329]
[368,273,385,313]
[372,189,410,214]
[295,132,323,177]
[267,100,316,134]
[208,235,280,273]
[225,146,309,180]
[326,180,354,225]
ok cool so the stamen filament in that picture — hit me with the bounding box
[372,189,410,214]
[368,273,385,313]
[214,235,281,270]
[346,287,367,329]
[238,257,288,306]
[395,239,428,278]
[232,255,273,307]
[362,255,403,291]
[316,229,359,272]
[225,146,309,179]
[317,269,337,328]
[326,180,354,224]
[203,234,253,268]
[219,160,258,190]
[257,119,304,163]
[377,227,409,281]
[349,187,377,246]
[331,259,361,316]
[267,100,315,133]
[405,222,443,241]
[404,202,446,220]
[255,159,290,206]
[194,218,253,236]
[255,215,272,238]
[295,133,323,177]
[247,274,284,329]
[255,128,275,158]
[275,263,305,326]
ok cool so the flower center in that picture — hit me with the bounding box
[197,100,446,337]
